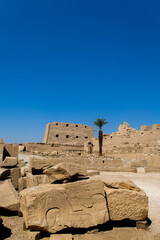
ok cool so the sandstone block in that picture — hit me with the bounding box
[1,157,18,167]
[4,144,18,158]
[44,162,87,182]
[26,173,50,188]
[0,168,10,180]
[50,234,72,240]
[10,167,20,189]
[29,156,60,172]
[18,177,27,192]
[0,179,20,211]
[92,174,140,191]
[105,187,148,221]
[20,179,109,233]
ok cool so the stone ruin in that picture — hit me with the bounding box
[43,122,94,145]
[84,122,160,172]
[18,121,160,173]
[2,121,158,238]
[0,142,149,239]
[0,141,20,190]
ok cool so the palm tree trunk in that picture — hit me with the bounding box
[99,128,103,155]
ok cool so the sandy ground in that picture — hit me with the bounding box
[1,172,160,239]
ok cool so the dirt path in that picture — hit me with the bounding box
[120,172,160,235]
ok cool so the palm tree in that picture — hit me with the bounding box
[93,118,109,156]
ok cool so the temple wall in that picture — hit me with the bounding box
[84,122,160,172]
[43,122,94,145]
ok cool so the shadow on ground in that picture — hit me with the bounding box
[0,225,12,239]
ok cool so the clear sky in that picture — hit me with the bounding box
[0,0,160,143]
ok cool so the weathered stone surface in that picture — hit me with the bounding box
[0,179,20,211]
[87,170,100,176]
[50,234,72,240]
[136,220,148,229]
[44,162,87,182]
[105,187,148,221]
[21,166,30,177]
[0,168,10,180]
[18,177,27,192]
[10,167,20,189]
[92,174,140,191]
[29,156,60,172]
[43,122,94,145]
[1,157,18,167]
[26,173,51,188]
[20,179,109,233]
[27,230,41,240]
[4,144,18,158]
[18,159,26,168]
[18,174,51,191]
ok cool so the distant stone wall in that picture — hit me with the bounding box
[21,142,84,155]
[43,122,94,145]
[84,122,160,172]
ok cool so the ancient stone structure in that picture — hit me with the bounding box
[84,122,160,172]
[20,170,148,234]
[0,141,20,189]
[20,142,84,156]
[43,122,94,145]
[0,179,20,211]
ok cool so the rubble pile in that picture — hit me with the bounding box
[0,145,149,239]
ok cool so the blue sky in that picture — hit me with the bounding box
[0,0,160,143]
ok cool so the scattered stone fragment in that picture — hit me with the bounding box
[10,167,20,189]
[136,220,148,229]
[20,178,109,233]
[0,179,20,211]
[19,174,51,191]
[50,234,72,240]
[43,162,87,182]
[0,168,10,180]
[92,174,140,191]
[29,156,60,172]
[1,157,18,167]
[105,187,148,221]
